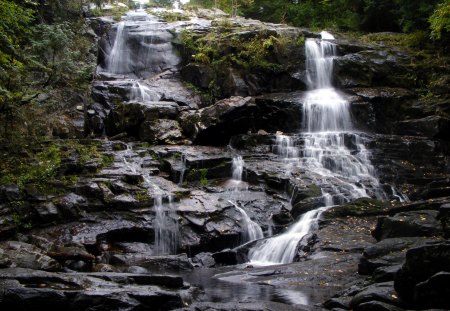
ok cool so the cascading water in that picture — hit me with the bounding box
[178,153,187,186]
[130,81,160,102]
[249,32,388,265]
[108,21,129,74]
[231,155,245,181]
[121,144,179,255]
[229,154,263,243]
[153,192,179,255]
[104,9,180,77]
[229,200,264,243]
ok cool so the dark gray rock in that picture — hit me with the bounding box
[397,115,450,140]
[394,241,450,308]
[0,241,62,272]
[372,210,441,241]
[212,248,249,266]
[358,237,433,275]
[350,282,403,309]
[110,253,194,271]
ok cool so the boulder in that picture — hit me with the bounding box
[372,210,441,241]
[0,241,62,271]
[350,282,403,310]
[139,119,184,144]
[394,241,450,308]
[396,115,450,139]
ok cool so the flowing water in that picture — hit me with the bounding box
[104,9,179,77]
[153,193,179,255]
[229,154,264,243]
[121,144,179,255]
[130,81,160,102]
[249,32,388,265]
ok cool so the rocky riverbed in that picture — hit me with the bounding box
[1,7,449,311]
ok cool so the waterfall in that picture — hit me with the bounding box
[130,81,160,102]
[154,193,179,255]
[178,153,187,186]
[108,21,129,74]
[249,32,388,265]
[229,201,264,243]
[232,155,245,181]
[120,144,179,255]
[229,153,263,243]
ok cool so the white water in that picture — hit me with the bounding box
[249,33,388,265]
[130,81,160,102]
[108,21,129,74]
[121,144,179,255]
[178,153,187,186]
[229,201,264,243]
[232,155,245,181]
[229,154,263,243]
[154,193,179,255]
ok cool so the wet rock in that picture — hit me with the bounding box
[181,63,214,89]
[191,252,215,267]
[414,271,450,309]
[175,301,310,311]
[334,50,413,89]
[394,241,450,308]
[358,237,434,275]
[356,301,405,311]
[194,95,302,145]
[33,202,61,223]
[93,263,116,272]
[294,233,318,261]
[110,253,194,271]
[372,210,441,241]
[323,198,392,219]
[212,248,249,266]
[54,193,87,219]
[126,266,149,274]
[397,115,450,139]
[372,265,402,283]
[0,184,21,201]
[350,282,403,310]
[140,119,184,144]
[439,203,450,238]
[66,259,90,271]
[47,245,95,262]
[0,241,62,271]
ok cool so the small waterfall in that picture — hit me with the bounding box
[120,144,179,255]
[249,206,327,264]
[229,153,263,243]
[305,36,336,89]
[229,201,264,243]
[273,134,299,160]
[178,153,187,186]
[154,193,179,255]
[108,21,129,74]
[249,31,391,265]
[232,155,245,181]
[130,81,160,102]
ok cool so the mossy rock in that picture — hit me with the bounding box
[323,198,393,219]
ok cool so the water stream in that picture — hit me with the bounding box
[229,154,264,243]
[249,32,388,265]
[121,144,179,255]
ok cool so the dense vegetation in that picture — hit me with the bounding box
[0,0,448,143]
[189,0,450,48]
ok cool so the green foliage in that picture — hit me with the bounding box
[430,0,450,40]
[150,10,191,21]
[0,143,62,187]
[185,167,209,185]
[199,168,209,186]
